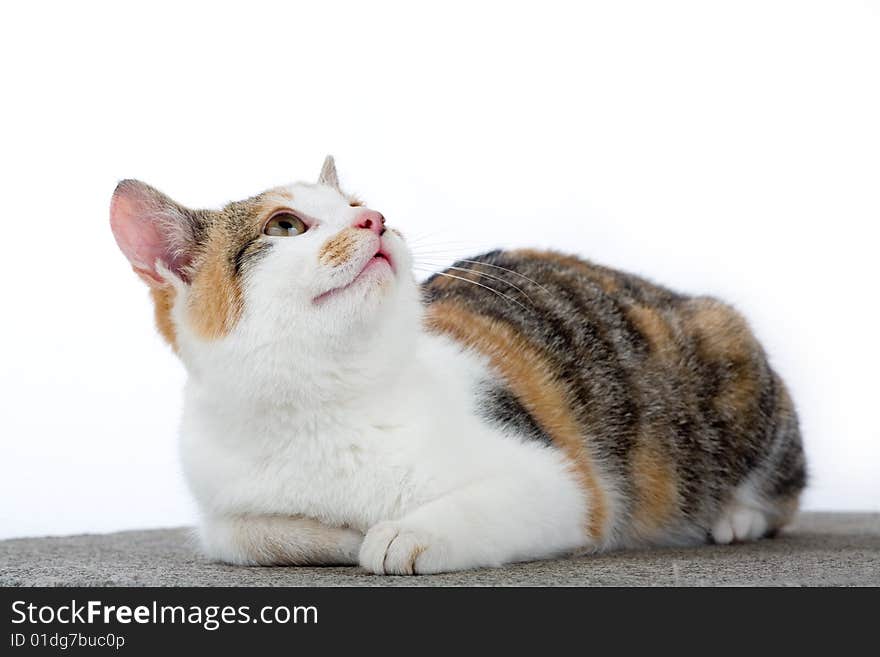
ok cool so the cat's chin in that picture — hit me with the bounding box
[313,255,394,305]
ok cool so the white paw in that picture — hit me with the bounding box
[711,505,768,544]
[359,521,449,575]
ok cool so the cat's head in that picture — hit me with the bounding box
[110,157,419,388]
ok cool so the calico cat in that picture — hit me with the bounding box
[109,157,806,574]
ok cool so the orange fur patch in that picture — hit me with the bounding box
[688,299,760,416]
[630,439,679,537]
[319,227,361,267]
[150,285,178,351]
[425,300,608,541]
[187,233,243,340]
[687,299,754,361]
[626,305,676,357]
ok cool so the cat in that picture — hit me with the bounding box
[109,156,806,574]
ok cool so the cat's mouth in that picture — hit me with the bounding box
[314,247,394,304]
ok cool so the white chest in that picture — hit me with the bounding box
[180,411,438,531]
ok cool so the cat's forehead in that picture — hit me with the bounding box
[284,182,359,214]
[220,182,357,225]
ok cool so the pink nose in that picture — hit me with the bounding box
[355,210,386,235]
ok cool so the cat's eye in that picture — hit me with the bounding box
[263,212,308,237]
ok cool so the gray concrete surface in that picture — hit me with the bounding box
[1,512,877,586]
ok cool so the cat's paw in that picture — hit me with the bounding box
[359,521,449,575]
[711,504,768,544]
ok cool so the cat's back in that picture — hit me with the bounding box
[422,249,805,545]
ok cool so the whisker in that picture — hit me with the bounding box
[453,259,556,297]
[412,256,555,298]
[412,268,530,311]
[443,265,535,304]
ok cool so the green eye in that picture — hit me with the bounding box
[263,212,307,237]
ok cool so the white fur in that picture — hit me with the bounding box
[168,182,591,574]
[711,480,772,544]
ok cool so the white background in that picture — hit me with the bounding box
[1,1,878,540]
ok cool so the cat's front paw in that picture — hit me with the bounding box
[359,521,449,575]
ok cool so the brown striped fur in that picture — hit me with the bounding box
[424,249,805,544]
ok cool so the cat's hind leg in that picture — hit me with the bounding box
[712,379,806,545]
[200,515,363,566]
[710,477,800,544]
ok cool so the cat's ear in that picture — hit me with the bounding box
[317,155,340,190]
[110,179,201,287]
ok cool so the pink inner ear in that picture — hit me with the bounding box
[109,183,187,286]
